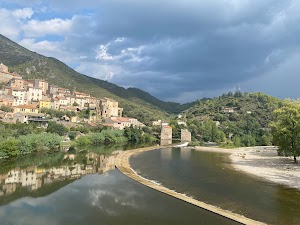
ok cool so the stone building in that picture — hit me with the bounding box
[48,85,59,96]
[8,78,25,89]
[0,63,22,83]
[0,63,8,73]
[104,117,145,130]
[34,79,49,95]
[100,97,123,118]
[160,125,172,146]
[74,91,90,99]
[181,129,191,143]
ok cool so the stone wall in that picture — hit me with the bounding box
[181,129,191,142]
[160,126,172,146]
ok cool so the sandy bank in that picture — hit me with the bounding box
[194,146,300,190]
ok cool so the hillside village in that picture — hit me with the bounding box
[0,63,145,129]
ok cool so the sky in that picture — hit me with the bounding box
[0,0,300,103]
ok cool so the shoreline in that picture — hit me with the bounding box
[115,145,266,225]
[194,146,300,190]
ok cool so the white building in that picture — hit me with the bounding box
[11,89,28,106]
[27,87,42,102]
[74,97,88,109]
[105,117,145,130]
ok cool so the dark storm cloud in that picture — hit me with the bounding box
[3,0,300,102]
[79,0,300,100]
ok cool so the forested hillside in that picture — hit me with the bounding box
[179,92,283,146]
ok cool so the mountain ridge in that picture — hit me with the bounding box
[0,34,195,115]
[0,34,168,124]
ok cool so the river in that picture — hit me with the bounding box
[131,147,300,225]
[0,146,237,225]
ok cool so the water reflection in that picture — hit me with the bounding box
[0,170,238,225]
[160,147,172,160]
[180,147,191,161]
[0,151,118,199]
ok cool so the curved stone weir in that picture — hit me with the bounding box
[115,146,266,225]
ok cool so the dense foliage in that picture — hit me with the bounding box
[0,133,62,159]
[183,92,282,147]
[0,105,13,112]
[124,125,158,143]
[76,129,127,146]
[271,101,300,163]
[0,122,41,139]
[46,121,68,136]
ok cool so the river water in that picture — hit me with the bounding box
[131,147,300,225]
[0,147,237,225]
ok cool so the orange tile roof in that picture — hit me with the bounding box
[74,92,90,96]
[110,117,131,123]
[23,80,34,84]
[102,123,114,127]
[0,70,22,77]
[58,97,67,100]
[16,104,37,109]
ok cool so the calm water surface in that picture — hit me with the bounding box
[0,148,237,225]
[131,147,300,225]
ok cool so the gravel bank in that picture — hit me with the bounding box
[195,146,300,190]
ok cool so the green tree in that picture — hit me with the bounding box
[261,134,272,146]
[202,120,220,142]
[233,136,241,147]
[46,121,68,136]
[0,138,20,158]
[0,105,14,112]
[271,102,300,163]
[241,134,256,147]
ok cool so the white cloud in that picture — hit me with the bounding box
[19,38,61,54]
[18,38,78,64]
[0,7,33,39]
[12,7,34,19]
[96,44,114,61]
[75,62,122,80]
[22,18,72,37]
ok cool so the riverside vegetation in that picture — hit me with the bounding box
[0,119,159,159]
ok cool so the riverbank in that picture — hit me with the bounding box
[194,146,300,190]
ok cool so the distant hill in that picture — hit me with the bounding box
[181,91,284,146]
[0,34,198,123]
[184,92,282,127]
